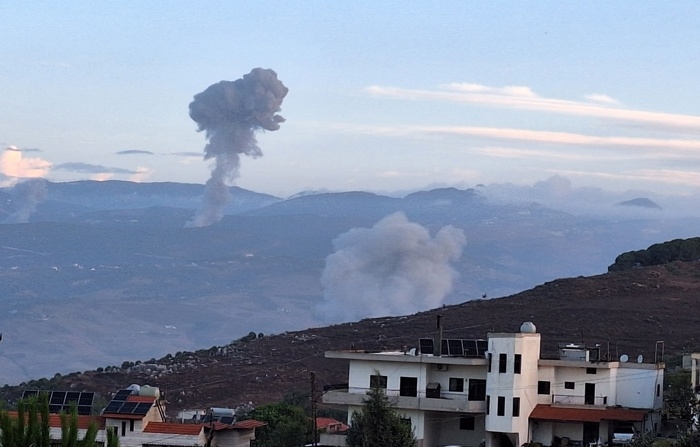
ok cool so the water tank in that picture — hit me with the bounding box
[520,322,537,333]
[139,385,160,398]
[126,384,141,394]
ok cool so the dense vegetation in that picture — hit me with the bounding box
[608,238,700,272]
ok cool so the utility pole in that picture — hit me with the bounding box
[310,371,318,447]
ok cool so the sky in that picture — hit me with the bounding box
[2,2,700,199]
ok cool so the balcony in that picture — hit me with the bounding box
[322,386,486,413]
[552,394,607,406]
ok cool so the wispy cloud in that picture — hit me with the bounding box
[171,152,202,157]
[116,150,154,155]
[334,123,700,152]
[365,84,700,133]
[53,162,139,175]
[555,168,700,187]
[584,94,620,105]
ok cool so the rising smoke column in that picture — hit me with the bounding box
[2,178,48,224]
[186,68,288,227]
[316,212,466,322]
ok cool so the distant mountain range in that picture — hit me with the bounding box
[0,180,697,384]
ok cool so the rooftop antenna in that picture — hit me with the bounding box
[436,315,443,357]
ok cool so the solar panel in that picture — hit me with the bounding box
[448,339,464,356]
[22,390,39,399]
[66,392,81,403]
[462,340,478,356]
[476,340,488,356]
[419,338,434,355]
[50,391,66,405]
[119,402,138,413]
[113,389,132,401]
[49,405,62,413]
[77,406,92,416]
[78,393,94,406]
[133,403,152,415]
[104,401,123,413]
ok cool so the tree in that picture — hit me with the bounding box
[346,387,415,447]
[249,402,311,447]
[665,370,700,432]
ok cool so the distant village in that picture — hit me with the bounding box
[4,320,700,447]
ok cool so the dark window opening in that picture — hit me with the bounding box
[565,381,575,390]
[488,353,492,372]
[538,381,551,395]
[657,384,661,397]
[497,396,505,416]
[129,419,134,432]
[514,354,522,374]
[586,367,597,374]
[400,417,411,427]
[370,374,387,389]
[449,377,464,392]
[499,353,507,373]
[460,415,475,430]
[512,397,520,417]
[399,377,418,397]
[486,395,490,415]
[468,379,486,401]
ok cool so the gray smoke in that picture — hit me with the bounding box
[186,68,288,227]
[316,212,466,322]
[2,179,48,224]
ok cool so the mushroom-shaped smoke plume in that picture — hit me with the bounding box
[186,68,288,227]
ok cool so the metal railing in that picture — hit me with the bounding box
[552,394,607,406]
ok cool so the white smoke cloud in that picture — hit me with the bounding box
[2,178,48,224]
[316,212,466,322]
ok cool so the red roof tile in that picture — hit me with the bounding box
[231,420,267,430]
[126,396,156,403]
[315,418,348,432]
[530,405,647,423]
[143,422,203,436]
[7,412,104,430]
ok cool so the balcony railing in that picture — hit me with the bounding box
[322,386,486,413]
[552,394,607,406]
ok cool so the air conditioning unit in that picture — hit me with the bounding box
[436,364,448,371]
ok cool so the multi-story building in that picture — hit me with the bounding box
[324,322,664,447]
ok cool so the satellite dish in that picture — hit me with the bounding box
[620,354,629,363]
[637,355,644,363]
[408,348,417,356]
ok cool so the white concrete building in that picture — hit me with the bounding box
[324,322,664,447]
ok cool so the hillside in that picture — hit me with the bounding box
[3,260,699,413]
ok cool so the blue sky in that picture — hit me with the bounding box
[2,2,700,198]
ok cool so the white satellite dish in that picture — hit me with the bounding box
[620,354,629,363]
[637,354,644,363]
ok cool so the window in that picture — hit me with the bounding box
[460,415,475,430]
[657,384,661,397]
[499,353,507,373]
[486,395,490,415]
[468,379,487,401]
[400,417,411,427]
[399,377,418,397]
[512,397,520,417]
[449,377,464,392]
[488,353,492,372]
[497,396,505,416]
[565,381,575,390]
[129,419,134,432]
[586,367,597,374]
[370,374,387,389]
[514,354,521,374]
[538,381,551,395]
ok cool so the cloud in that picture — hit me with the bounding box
[584,94,620,105]
[338,123,700,152]
[1,147,52,181]
[116,150,154,155]
[171,152,203,157]
[129,167,152,182]
[365,84,700,133]
[52,162,139,175]
[556,168,700,187]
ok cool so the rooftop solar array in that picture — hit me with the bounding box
[103,389,153,416]
[418,338,488,357]
[21,390,94,415]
